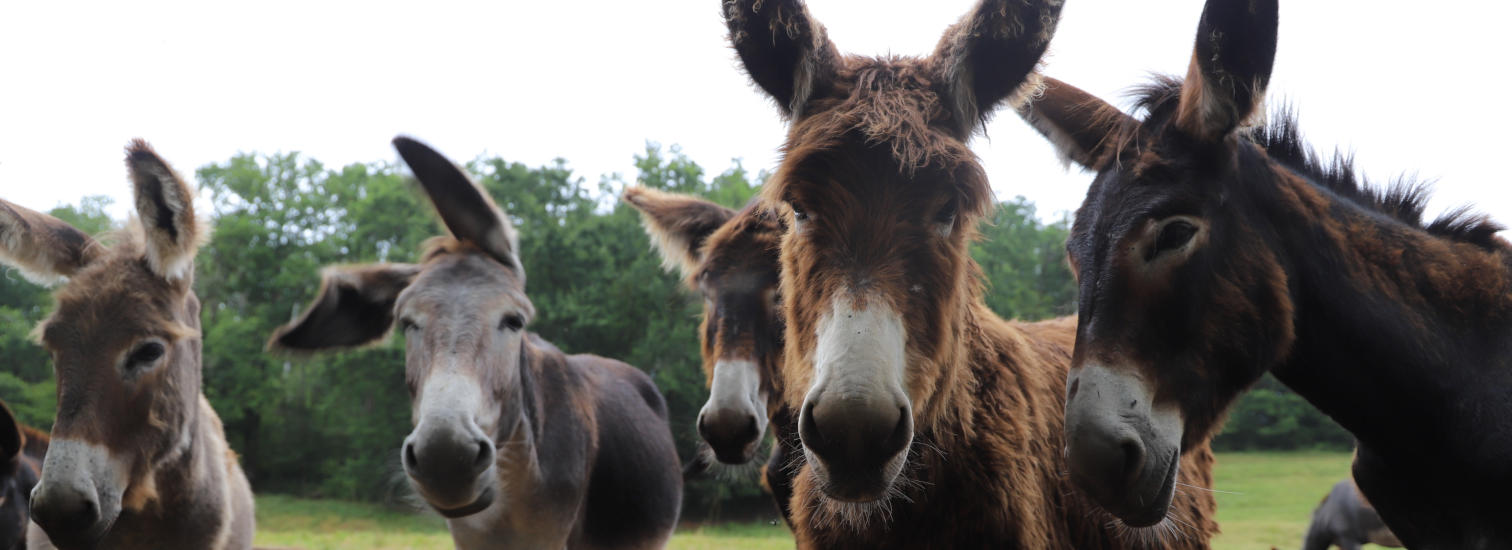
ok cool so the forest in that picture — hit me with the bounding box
[0,144,1350,512]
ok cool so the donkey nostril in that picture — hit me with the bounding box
[473,441,492,470]
[1120,438,1146,483]
[742,415,760,440]
[1068,378,1080,400]
[404,442,419,470]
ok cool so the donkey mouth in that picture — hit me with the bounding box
[431,486,495,519]
[37,516,114,550]
[1112,449,1179,528]
[810,449,909,503]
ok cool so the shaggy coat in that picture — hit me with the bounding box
[722,0,1220,547]
[1,400,45,550]
[624,187,798,526]
[5,141,254,550]
[1017,0,1512,545]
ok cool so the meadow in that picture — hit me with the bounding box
[252,451,1354,549]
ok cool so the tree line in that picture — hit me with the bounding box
[0,144,1348,514]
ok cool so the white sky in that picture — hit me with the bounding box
[2,0,1509,229]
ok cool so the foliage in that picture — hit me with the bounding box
[0,144,1345,514]
[1213,375,1354,451]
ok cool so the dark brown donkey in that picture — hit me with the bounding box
[1,399,45,550]
[4,141,255,550]
[622,187,797,526]
[725,0,1218,547]
[271,137,682,549]
[1017,0,1512,546]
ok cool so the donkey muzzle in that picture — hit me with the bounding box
[1064,363,1182,527]
[402,417,495,515]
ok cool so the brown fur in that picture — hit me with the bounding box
[625,187,798,524]
[15,141,253,550]
[721,0,1220,546]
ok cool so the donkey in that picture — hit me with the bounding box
[1,399,46,550]
[1016,0,1512,545]
[1303,479,1401,550]
[270,137,682,549]
[622,187,797,526]
[723,0,1219,547]
[1,140,255,550]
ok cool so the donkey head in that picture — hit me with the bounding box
[625,187,784,465]
[11,141,209,547]
[1017,0,1280,526]
[726,0,1063,513]
[272,137,533,519]
[0,400,38,550]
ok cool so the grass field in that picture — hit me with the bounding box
[253,451,1355,549]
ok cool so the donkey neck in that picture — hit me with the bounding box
[1263,166,1512,461]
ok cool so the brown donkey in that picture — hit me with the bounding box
[3,141,255,550]
[623,187,797,526]
[724,0,1218,547]
[1017,0,1512,546]
[1,399,46,550]
[271,137,682,549]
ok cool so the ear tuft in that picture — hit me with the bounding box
[621,186,735,279]
[1016,76,1138,170]
[127,139,208,282]
[392,136,523,278]
[1174,0,1279,141]
[723,0,842,119]
[0,199,104,286]
[932,0,1066,137]
[269,263,422,352]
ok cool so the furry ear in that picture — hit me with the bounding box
[1016,77,1138,170]
[932,0,1065,137]
[268,263,423,352]
[127,139,208,282]
[0,199,103,286]
[392,136,523,278]
[723,0,842,119]
[0,400,21,462]
[622,186,736,279]
[1174,0,1279,141]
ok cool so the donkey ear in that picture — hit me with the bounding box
[1017,77,1138,170]
[392,137,523,276]
[932,0,1065,136]
[724,0,843,119]
[1174,0,1279,142]
[0,199,103,286]
[268,263,423,352]
[0,400,21,461]
[622,186,735,279]
[127,139,208,282]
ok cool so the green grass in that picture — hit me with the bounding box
[1210,451,1355,550]
[254,451,1355,549]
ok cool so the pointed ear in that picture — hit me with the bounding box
[1017,77,1138,170]
[1174,0,1279,141]
[0,199,103,286]
[127,139,208,282]
[392,136,523,277]
[723,0,842,119]
[932,0,1066,136]
[0,400,22,462]
[268,263,422,352]
[622,186,736,279]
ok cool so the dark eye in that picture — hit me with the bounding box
[399,318,418,333]
[1152,220,1199,257]
[500,314,525,332]
[127,342,165,368]
[789,203,810,223]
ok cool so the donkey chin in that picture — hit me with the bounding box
[1063,363,1184,528]
[28,439,130,549]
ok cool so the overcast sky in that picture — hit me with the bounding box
[2,0,1508,231]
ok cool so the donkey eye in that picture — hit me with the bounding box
[788,202,811,223]
[399,318,418,333]
[127,342,165,368]
[500,314,525,332]
[1153,220,1199,256]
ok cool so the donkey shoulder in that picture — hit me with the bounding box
[566,354,670,421]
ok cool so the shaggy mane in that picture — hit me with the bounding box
[1128,76,1504,250]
